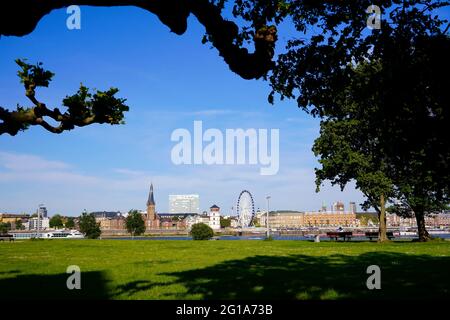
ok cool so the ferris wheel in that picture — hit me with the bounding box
[237,190,255,227]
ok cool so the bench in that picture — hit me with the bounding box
[0,234,14,242]
[326,231,353,241]
[365,231,395,241]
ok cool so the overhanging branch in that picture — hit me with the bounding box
[0,0,277,79]
[0,59,129,136]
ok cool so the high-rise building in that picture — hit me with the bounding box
[28,217,50,230]
[169,194,200,214]
[38,206,47,218]
[349,202,357,213]
[332,201,345,212]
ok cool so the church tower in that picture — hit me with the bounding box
[147,183,156,221]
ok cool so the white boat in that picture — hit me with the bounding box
[399,231,417,236]
[12,230,84,239]
[398,227,417,236]
[428,229,450,235]
[43,230,84,239]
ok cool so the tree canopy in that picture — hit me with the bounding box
[65,217,76,229]
[125,210,146,238]
[0,59,128,135]
[2,1,449,135]
[49,214,64,229]
[313,33,450,241]
[78,212,101,239]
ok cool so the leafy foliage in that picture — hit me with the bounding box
[0,59,129,136]
[313,37,450,241]
[49,214,64,229]
[65,217,75,229]
[0,222,11,234]
[16,59,54,89]
[125,210,146,237]
[78,212,101,239]
[220,217,231,228]
[15,219,24,230]
[190,223,214,240]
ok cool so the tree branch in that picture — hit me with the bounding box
[0,0,276,79]
[0,60,129,136]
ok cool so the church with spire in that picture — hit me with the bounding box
[145,183,160,229]
[142,182,215,230]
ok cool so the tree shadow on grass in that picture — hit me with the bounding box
[0,271,110,299]
[2,252,449,299]
[138,251,449,300]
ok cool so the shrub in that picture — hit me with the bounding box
[190,223,214,240]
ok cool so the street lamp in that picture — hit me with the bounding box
[266,196,271,238]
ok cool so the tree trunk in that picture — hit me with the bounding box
[415,209,431,242]
[378,194,388,242]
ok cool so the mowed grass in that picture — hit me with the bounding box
[0,239,449,300]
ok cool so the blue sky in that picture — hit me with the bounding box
[0,6,447,216]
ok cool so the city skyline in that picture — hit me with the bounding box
[0,178,362,217]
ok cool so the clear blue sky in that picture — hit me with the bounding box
[0,6,448,216]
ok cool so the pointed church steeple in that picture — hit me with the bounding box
[147,183,155,206]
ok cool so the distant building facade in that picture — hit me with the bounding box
[169,194,200,214]
[332,201,345,212]
[386,212,450,227]
[261,211,304,229]
[259,210,357,228]
[303,211,357,227]
[0,213,29,224]
[92,211,125,230]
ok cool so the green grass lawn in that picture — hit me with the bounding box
[1,239,449,299]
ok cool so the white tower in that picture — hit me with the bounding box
[209,205,221,230]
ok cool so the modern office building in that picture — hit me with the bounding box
[38,206,48,218]
[28,217,50,230]
[169,194,200,214]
